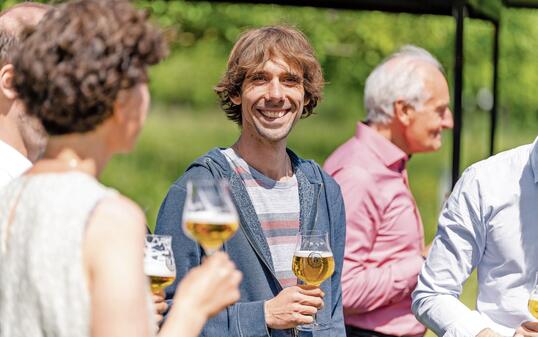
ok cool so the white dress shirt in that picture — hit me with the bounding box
[0,140,31,189]
[412,138,538,337]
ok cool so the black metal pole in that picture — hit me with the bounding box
[451,2,465,188]
[490,22,500,156]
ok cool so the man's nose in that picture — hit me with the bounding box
[442,108,454,129]
[265,79,284,102]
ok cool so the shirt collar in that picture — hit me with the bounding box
[354,122,409,172]
[0,139,32,178]
[530,136,538,184]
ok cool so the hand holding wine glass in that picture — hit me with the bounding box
[173,252,242,318]
[291,230,335,331]
[512,273,538,337]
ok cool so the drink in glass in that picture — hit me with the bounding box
[292,230,334,331]
[292,250,335,286]
[144,234,176,294]
[182,179,239,255]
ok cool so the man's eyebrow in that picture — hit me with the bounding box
[283,72,301,78]
[247,70,267,77]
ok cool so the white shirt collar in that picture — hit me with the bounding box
[530,136,538,183]
[0,139,32,186]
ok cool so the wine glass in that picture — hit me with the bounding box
[529,272,538,319]
[292,230,335,331]
[144,234,176,295]
[182,179,239,255]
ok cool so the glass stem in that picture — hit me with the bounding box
[204,248,217,256]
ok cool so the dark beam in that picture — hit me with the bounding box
[185,0,499,22]
[452,2,465,188]
[490,22,500,156]
[503,0,538,8]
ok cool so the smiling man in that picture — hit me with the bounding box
[323,46,453,337]
[155,26,347,337]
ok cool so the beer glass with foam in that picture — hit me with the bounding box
[292,230,335,331]
[182,179,239,255]
[144,234,176,294]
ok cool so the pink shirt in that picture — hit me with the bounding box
[323,123,426,337]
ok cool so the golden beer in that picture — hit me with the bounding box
[184,213,239,252]
[292,251,335,286]
[149,275,176,294]
[529,298,538,319]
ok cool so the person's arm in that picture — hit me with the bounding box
[159,252,242,337]
[328,185,347,336]
[336,169,423,314]
[85,194,243,337]
[477,322,538,337]
[154,180,203,306]
[84,195,158,337]
[412,166,491,337]
[512,322,538,337]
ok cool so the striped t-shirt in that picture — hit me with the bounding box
[221,148,299,288]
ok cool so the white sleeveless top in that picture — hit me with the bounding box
[0,172,152,337]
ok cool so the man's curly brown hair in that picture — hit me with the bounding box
[214,26,324,126]
[13,0,168,135]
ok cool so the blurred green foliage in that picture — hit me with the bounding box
[131,0,538,130]
[4,0,538,133]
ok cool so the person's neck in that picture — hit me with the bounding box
[368,121,411,155]
[232,135,292,181]
[0,106,29,159]
[30,132,111,178]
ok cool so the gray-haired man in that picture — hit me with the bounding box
[0,2,50,188]
[324,45,453,337]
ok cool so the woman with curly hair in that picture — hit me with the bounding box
[0,1,241,337]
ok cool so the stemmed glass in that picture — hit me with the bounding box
[144,234,176,295]
[182,179,239,255]
[529,272,538,319]
[292,230,335,331]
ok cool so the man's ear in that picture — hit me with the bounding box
[230,94,241,105]
[393,99,413,126]
[0,64,18,100]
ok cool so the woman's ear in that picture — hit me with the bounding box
[108,94,128,132]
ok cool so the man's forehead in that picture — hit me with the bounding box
[249,57,302,75]
[0,5,49,34]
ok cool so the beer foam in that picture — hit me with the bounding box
[183,210,238,224]
[144,263,175,277]
[293,250,333,258]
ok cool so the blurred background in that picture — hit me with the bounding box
[4,0,538,334]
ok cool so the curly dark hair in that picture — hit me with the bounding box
[13,0,168,135]
[214,26,324,126]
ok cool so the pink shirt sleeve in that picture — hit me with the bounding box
[336,167,424,315]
